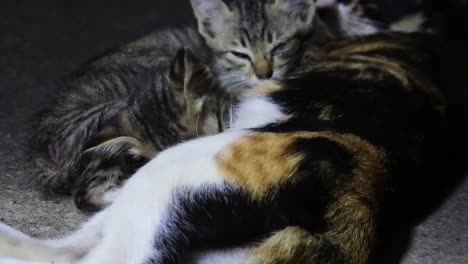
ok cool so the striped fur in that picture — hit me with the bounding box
[190,0,331,93]
[31,48,231,212]
[190,0,434,95]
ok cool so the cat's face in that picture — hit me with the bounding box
[191,0,330,93]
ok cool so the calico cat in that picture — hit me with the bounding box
[30,0,428,211]
[1,32,447,264]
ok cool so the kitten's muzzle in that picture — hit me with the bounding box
[255,60,273,80]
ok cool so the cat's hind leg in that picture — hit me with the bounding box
[246,195,376,264]
[0,210,106,263]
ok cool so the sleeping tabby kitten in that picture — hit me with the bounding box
[32,47,228,211]
[31,0,427,211]
[2,32,447,264]
[192,0,433,91]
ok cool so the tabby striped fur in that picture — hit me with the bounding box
[31,48,229,212]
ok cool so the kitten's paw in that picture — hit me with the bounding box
[102,187,122,204]
[75,185,123,213]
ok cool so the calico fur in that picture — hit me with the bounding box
[1,32,447,264]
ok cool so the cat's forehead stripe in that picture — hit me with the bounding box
[230,0,269,40]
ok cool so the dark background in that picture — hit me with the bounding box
[0,0,467,263]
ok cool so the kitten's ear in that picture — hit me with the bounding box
[169,47,215,113]
[190,0,235,40]
[268,0,317,27]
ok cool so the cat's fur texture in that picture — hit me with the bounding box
[31,47,229,211]
[30,0,431,211]
[2,32,446,264]
[189,0,430,93]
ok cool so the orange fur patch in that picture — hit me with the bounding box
[215,133,304,199]
[215,131,386,200]
[248,226,317,264]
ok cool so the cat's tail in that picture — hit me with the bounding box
[0,212,105,263]
[30,99,127,195]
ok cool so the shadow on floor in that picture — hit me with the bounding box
[374,9,468,261]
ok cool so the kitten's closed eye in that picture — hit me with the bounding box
[272,42,288,54]
[272,39,300,55]
[230,51,252,61]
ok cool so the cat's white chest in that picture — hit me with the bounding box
[230,96,285,130]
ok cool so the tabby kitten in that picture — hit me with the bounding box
[190,0,430,93]
[32,47,228,211]
[2,32,447,264]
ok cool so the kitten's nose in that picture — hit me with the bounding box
[255,60,273,80]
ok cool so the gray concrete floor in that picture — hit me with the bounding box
[0,0,467,263]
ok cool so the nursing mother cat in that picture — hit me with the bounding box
[0,29,447,264]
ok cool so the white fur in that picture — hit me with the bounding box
[0,211,106,263]
[101,188,122,204]
[390,12,426,33]
[188,246,252,264]
[0,258,50,264]
[230,96,285,130]
[337,4,379,36]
